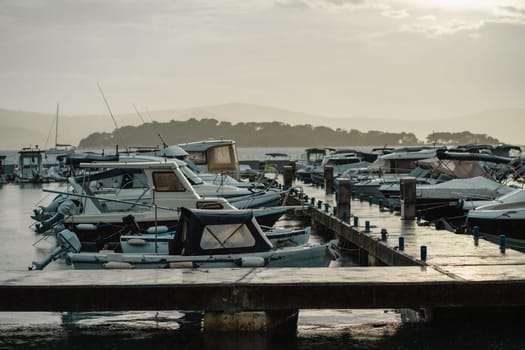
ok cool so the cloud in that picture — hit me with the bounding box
[418,15,436,21]
[499,6,525,16]
[382,9,410,19]
[274,0,386,11]
[399,19,485,38]
[496,5,525,23]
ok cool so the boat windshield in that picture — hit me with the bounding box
[308,151,326,164]
[179,165,204,185]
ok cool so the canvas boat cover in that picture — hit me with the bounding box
[172,208,273,256]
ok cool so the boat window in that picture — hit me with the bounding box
[152,171,186,192]
[391,159,418,173]
[308,151,325,163]
[200,223,256,250]
[298,153,306,162]
[187,151,207,165]
[22,156,40,166]
[196,201,224,209]
[208,145,237,172]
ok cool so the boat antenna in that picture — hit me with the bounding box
[43,105,57,150]
[145,107,155,123]
[158,134,168,148]
[55,103,59,148]
[132,104,146,124]
[97,82,127,149]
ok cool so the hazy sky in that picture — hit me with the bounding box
[1,0,524,119]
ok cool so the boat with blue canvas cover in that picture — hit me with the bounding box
[61,208,338,269]
[118,220,311,254]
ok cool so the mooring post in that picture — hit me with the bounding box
[324,165,334,195]
[283,165,293,190]
[336,178,351,222]
[400,177,416,220]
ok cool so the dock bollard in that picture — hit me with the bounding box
[499,234,506,253]
[380,228,388,241]
[420,245,427,261]
[365,220,370,232]
[353,216,359,227]
[324,203,330,213]
[399,236,405,250]
[473,226,480,246]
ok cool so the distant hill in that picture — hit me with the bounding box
[0,104,523,149]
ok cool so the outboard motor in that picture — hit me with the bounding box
[34,199,78,233]
[30,229,82,270]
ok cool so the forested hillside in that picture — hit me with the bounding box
[78,118,499,148]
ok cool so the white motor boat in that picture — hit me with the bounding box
[60,208,338,269]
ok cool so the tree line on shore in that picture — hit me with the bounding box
[78,118,500,148]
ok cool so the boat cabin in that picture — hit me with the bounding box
[297,147,334,169]
[178,140,240,179]
[373,147,440,174]
[15,147,46,183]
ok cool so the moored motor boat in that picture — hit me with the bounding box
[467,200,525,251]
[33,159,287,248]
[60,208,338,269]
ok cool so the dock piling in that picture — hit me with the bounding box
[336,179,351,222]
[283,166,293,190]
[400,177,416,220]
[324,165,334,195]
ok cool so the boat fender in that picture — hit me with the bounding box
[126,238,147,246]
[238,256,266,267]
[76,223,97,231]
[104,261,135,269]
[146,225,169,234]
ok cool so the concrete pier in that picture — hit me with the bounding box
[3,267,525,312]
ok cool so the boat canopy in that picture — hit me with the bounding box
[436,149,511,164]
[64,153,119,167]
[171,208,273,256]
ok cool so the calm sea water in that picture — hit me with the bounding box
[1,148,524,349]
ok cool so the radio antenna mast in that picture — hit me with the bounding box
[97,82,127,149]
[132,104,146,124]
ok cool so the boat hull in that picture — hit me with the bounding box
[66,240,339,269]
[65,209,285,250]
